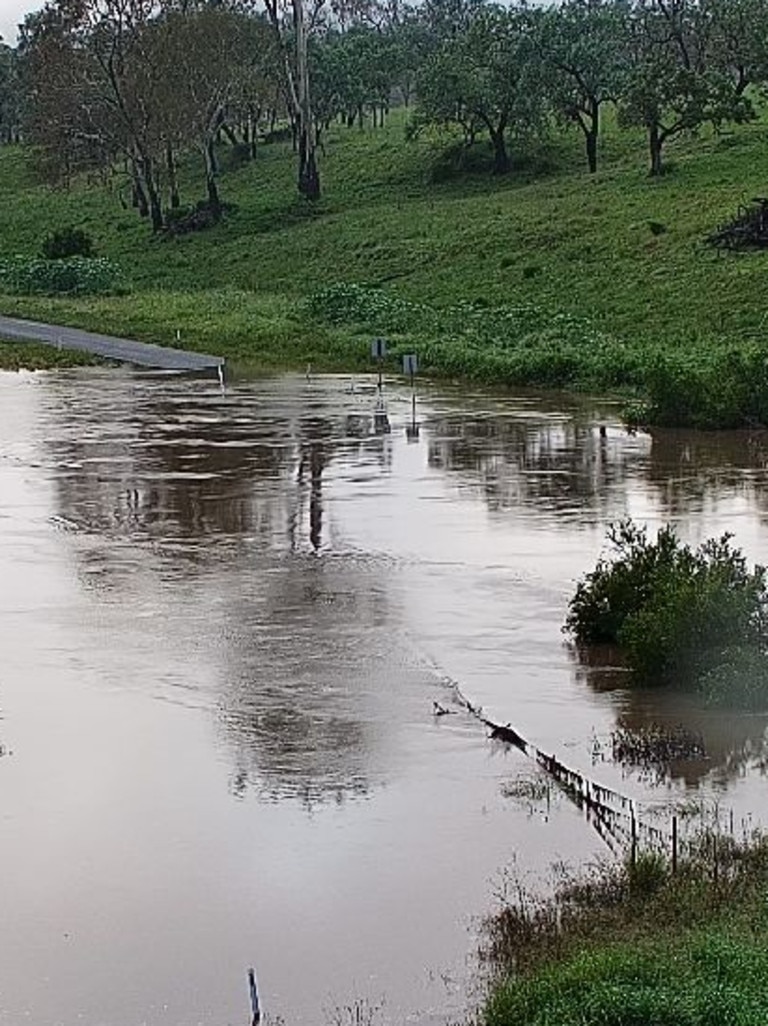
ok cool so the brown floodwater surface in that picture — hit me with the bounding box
[1,369,768,1026]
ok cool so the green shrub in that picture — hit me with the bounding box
[41,226,95,260]
[0,255,127,296]
[565,520,768,702]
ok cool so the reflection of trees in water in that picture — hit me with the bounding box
[425,409,647,519]
[646,429,768,523]
[572,646,768,788]
[39,374,398,807]
[220,552,395,808]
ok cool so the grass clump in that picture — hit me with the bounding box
[565,519,768,706]
[483,835,768,1026]
[0,340,99,369]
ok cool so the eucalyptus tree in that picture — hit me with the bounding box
[530,0,629,173]
[149,4,276,213]
[21,0,168,228]
[698,0,768,95]
[260,0,321,198]
[0,41,20,143]
[618,0,751,175]
[415,3,546,174]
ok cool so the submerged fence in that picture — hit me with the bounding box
[440,674,747,867]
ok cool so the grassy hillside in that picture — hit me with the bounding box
[2,109,768,422]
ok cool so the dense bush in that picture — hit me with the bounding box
[565,520,768,705]
[0,256,126,296]
[40,227,95,260]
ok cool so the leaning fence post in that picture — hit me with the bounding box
[248,968,261,1025]
[630,804,637,868]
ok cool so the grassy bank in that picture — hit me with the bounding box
[2,110,768,422]
[483,834,768,1026]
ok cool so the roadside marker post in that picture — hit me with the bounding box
[370,338,391,433]
[403,353,419,440]
[371,337,387,393]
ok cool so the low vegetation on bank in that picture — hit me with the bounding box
[566,519,768,707]
[483,833,768,1026]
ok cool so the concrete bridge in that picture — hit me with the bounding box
[0,315,224,373]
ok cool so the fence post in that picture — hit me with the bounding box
[671,815,678,874]
[630,805,637,868]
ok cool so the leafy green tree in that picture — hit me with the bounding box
[149,6,276,213]
[0,41,20,143]
[415,4,546,174]
[618,0,752,175]
[530,0,629,174]
[20,0,168,228]
[698,0,768,95]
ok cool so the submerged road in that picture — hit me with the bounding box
[0,314,224,372]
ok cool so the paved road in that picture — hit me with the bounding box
[0,315,224,372]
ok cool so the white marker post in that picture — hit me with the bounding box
[403,352,419,440]
[371,337,387,393]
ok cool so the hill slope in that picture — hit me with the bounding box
[2,111,768,422]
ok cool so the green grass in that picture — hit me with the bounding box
[484,838,768,1026]
[3,110,768,420]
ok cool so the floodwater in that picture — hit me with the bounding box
[1,368,768,1026]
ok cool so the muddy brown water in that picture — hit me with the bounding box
[1,368,767,1026]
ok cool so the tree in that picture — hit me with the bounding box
[531,0,629,174]
[0,41,21,143]
[618,0,752,176]
[149,5,276,214]
[21,0,168,229]
[698,0,768,95]
[415,4,546,174]
[262,0,321,199]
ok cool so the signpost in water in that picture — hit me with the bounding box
[403,353,419,440]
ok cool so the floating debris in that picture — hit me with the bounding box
[432,701,455,717]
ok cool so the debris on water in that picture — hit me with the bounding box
[489,723,527,751]
[432,701,455,717]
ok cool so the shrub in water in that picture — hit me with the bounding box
[40,227,95,260]
[565,520,768,704]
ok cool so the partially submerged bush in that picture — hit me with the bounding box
[565,520,768,704]
[0,255,127,296]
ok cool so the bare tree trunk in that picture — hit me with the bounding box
[585,98,599,174]
[204,140,221,214]
[648,120,664,176]
[488,126,509,174]
[264,0,319,198]
[293,0,320,199]
[166,143,180,208]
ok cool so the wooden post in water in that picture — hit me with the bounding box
[403,353,419,440]
[248,968,261,1025]
[630,804,637,868]
[712,832,719,887]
